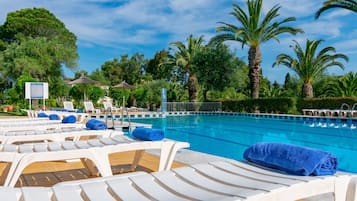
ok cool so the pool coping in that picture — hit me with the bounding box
[91,111,357,124]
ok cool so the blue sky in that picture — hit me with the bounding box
[1,0,357,83]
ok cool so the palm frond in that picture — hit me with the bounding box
[315,0,357,19]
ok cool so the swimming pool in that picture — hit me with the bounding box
[132,114,357,173]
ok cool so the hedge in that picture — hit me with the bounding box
[296,97,357,112]
[222,98,296,114]
[222,97,357,114]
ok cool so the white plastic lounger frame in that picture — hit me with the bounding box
[0,135,189,187]
[0,120,63,127]
[26,110,88,123]
[0,129,123,144]
[83,101,101,113]
[103,101,121,112]
[0,123,84,134]
[0,160,355,201]
[0,117,54,122]
[63,101,75,111]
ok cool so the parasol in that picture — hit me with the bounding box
[113,81,135,90]
[113,81,135,123]
[68,73,100,101]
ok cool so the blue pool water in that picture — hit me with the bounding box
[132,114,357,173]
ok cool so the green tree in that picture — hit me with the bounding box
[1,37,77,81]
[0,8,78,83]
[283,73,301,97]
[168,35,204,102]
[101,53,145,85]
[101,58,122,85]
[229,61,250,96]
[273,39,348,98]
[210,0,303,99]
[146,50,174,81]
[324,72,357,97]
[90,69,110,85]
[4,74,37,105]
[87,86,105,104]
[48,77,70,103]
[192,44,238,101]
[0,8,77,46]
[315,0,357,19]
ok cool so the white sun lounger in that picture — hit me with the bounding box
[84,101,101,113]
[63,101,76,111]
[0,120,63,127]
[0,135,189,187]
[0,129,123,144]
[0,123,84,134]
[0,160,355,201]
[103,101,121,112]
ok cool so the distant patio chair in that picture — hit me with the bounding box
[84,101,101,113]
[63,101,76,112]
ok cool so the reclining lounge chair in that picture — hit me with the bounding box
[0,160,355,200]
[0,129,123,144]
[0,135,189,187]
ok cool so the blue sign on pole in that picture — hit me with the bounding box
[161,88,167,112]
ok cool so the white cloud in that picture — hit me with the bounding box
[333,39,357,53]
[262,0,322,18]
[299,20,342,39]
[0,0,356,80]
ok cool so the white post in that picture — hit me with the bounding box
[121,96,125,125]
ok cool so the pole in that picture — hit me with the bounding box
[121,96,125,125]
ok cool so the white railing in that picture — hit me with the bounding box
[165,102,222,112]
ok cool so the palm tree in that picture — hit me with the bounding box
[315,0,357,19]
[168,35,204,102]
[209,0,303,99]
[273,39,348,98]
[325,72,357,97]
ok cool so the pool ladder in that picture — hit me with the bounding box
[104,107,132,132]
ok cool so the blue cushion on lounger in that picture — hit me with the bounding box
[38,112,49,118]
[132,127,164,141]
[86,119,107,130]
[62,115,76,123]
[243,142,338,176]
[49,114,60,120]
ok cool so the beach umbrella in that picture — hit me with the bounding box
[113,81,135,123]
[112,81,135,107]
[68,73,101,101]
[113,80,135,90]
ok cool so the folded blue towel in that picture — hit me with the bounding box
[38,112,48,118]
[86,119,107,130]
[62,115,77,123]
[49,114,60,120]
[243,142,338,176]
[132,127,164,141]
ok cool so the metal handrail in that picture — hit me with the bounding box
[352,103,357,111]
[340,103,350,110]
[104,107,115,130]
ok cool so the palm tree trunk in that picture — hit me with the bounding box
[248,46,262,99]
[188,73,198,102]
[303,83,313,98]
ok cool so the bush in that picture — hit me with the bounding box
[222,97,357,114]
[296,97,357,112]
[222,98,296,114]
